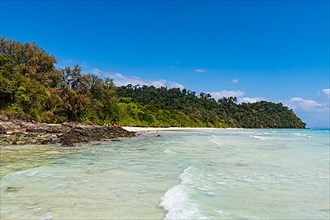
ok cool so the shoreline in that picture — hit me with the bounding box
[0,113,310,147]
[0,114,136,147]
[122,126,310,132]
[123,127,241,132]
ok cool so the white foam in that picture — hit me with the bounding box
[180,166,194,184]
[160,167,208,220]
[8,167,40,178]
[215,210,224,216]
[217,181,226,185]
[208,135,222,146]
[224,128,244,130]
[293,133,307,136]
[249,135,267,140]
[27,170,39,177]
[164,149,177,154]
[33,207,43,212]
[39,212,53,220]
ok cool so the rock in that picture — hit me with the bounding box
[61,139,75,147]
[26,128,46,133]
[0,115,9,121]
[0,126,5,134]
[6,186,19,192]
[0,113,136,146]
[15,140,26,145]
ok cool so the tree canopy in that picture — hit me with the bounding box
[0,38,306,128]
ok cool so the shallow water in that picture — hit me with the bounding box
[0,129,329,219]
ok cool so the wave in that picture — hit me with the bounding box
[224,128,244,130]
[249,135,267,140]
[159,167,208,220]
[208,135,222,146]
[40,212,53,220]
[1,167,41,180]
[163,149,177,154]
[292,132,307,136]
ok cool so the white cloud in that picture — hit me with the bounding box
[322,88,330,96]
[108,73,141,86]
[240,97,267,103]
[108,72,184,89]
[209,90,244,100]
[87,69,184,89]
[195,69,206,73]
[232,79,239,84]
[91,68,101,76]
[285,97,329,128]
[290,97,322,108]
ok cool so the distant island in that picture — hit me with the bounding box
[0,38,306,129]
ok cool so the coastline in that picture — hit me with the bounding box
[1,128,327,219]
[122,126,312,132]
[0,115,136,147]
[123,126,239,132]
[0,113,309,147]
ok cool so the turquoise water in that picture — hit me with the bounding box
[0,129,329,219]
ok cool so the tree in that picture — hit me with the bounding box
[0,37,306,128]
[0,38,61,88]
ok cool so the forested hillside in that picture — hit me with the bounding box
[117,86,306,128]
[0,38,306,128]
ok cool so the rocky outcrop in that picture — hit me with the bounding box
[0,114,135,146]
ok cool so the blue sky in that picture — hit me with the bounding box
[1,0,329,127]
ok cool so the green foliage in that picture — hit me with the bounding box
[117,85,306,128]
[0,38,61,87]
[0,37,306,128]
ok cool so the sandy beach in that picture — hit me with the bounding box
[122,126,230,132]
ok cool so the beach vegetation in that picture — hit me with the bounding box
[0,38,306,128]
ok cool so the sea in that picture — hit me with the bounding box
[0,129,329,220]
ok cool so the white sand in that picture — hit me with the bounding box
[122,127,228,132]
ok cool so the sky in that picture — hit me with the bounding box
[1,0,329,127]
